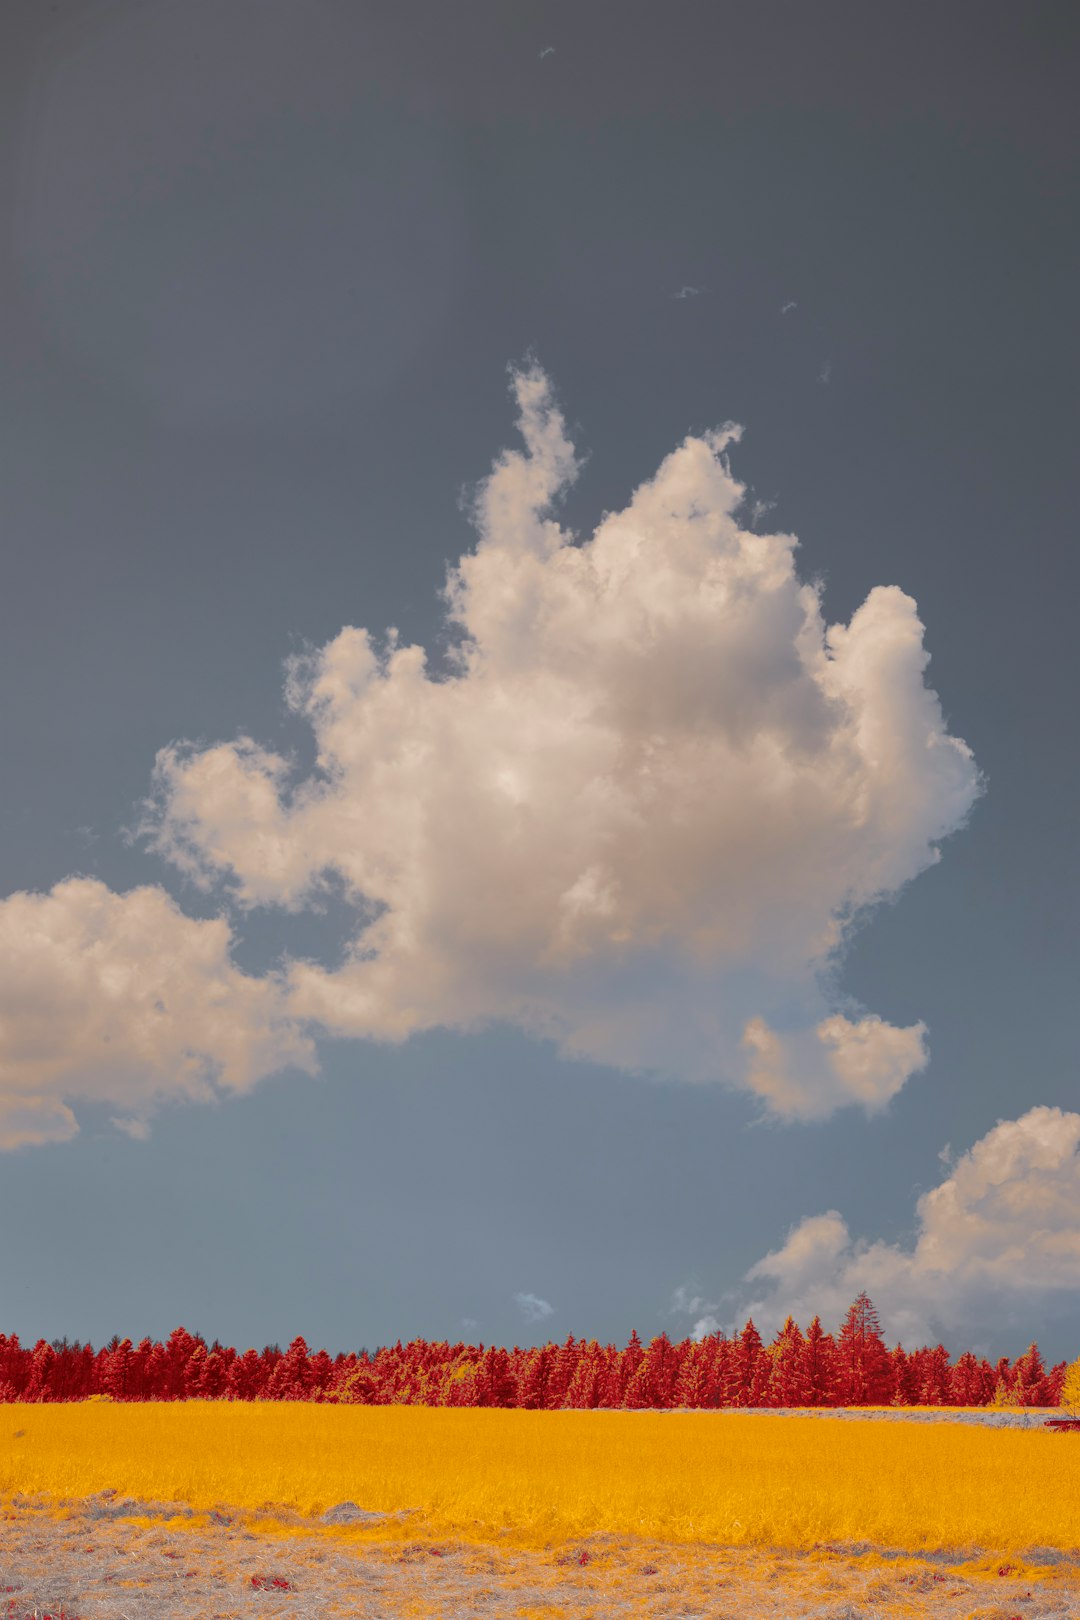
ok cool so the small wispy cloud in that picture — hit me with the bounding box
[514,1291,554,1324]
[674,286,701,300]
[819,360,832,384]
[748,495,776,529]
[539,45,554,60]
[780,300,797,315]
[111,1115,151,1141]
[670,1285,726,1342]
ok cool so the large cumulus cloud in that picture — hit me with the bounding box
[137,363,979,1119]
[732,1107,1080,1344]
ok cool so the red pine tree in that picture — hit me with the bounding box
[25,1341,55,1403]
[546,1335,581,1409]
[227,1348,264,1400]
[1012,1343,1052,1407]
[948,1350,987,1406]
[726,1319,768,1408]
[834,1294,891,1405]
[565,1343,604,1410]
[767,1317,808,1407]
[516,1345,554,1409]
[913,1344,952,1406]
[887,1344,914,1406]
[101,1338,134,1400]
[797,1316,835,1406]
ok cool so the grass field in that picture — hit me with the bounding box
[2,1402,1079,1554]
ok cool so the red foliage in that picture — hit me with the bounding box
[834,1293,892,1405]
[0,1296,1065,1411]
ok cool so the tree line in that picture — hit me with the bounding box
[0,1295,1071,1408]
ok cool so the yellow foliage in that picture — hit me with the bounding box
[1061,1356,1080,1412]
[1,1404,1078,1554]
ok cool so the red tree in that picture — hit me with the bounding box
[834,1294,891,1405]
[1012,1343,1054,1406]
[767,1317,808,1407]
[726,1319,768,1407]
[798,1316,836,1406]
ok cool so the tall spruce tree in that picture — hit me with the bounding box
[834,1294,891,1406]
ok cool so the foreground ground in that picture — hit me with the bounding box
[2,1406,1079,1616]
[2,1492,1080,1620]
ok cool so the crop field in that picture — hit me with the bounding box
[2,1404,1080,1617]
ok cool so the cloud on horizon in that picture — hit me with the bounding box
[1,363,980,1145]
[728,1106,1080,1346]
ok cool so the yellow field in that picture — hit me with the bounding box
[2,1403,1078,1554]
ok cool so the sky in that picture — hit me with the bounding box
[2,0,1078,1361]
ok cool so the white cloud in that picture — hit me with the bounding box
[139,364,979,1120]
[742,1013,929,1122]
[738,1106,1080,1343]
[0,365,979,1149]
[514,1291,555,1324]
[0,1096,78,1152]
[0,878,314,1148]
[670,1286,726,1342]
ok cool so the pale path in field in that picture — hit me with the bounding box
[2,1496,1080,1620]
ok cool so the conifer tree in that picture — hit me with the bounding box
[798,1316,835,1406]
[634,1333,678,1408]
[265,1336,313,1399]
[1045,1360,1067,1407]
[1011,1343,1051,1407]
[615,1330,644,1405]
[227,1348,264,1400]
[673,1340,710,1409]
[183,1341,208,1398]
[888,1344,913,1406]
[948,1350,985,1407]
[726,1319,767,1407]
[308,1349,335,1395]
[164,1328,198,1400]
[992,1355,1013,1401]
[25,1341,55,1403]
[596,1345,624,1408]
[623,1357,652,1409]
[834,1294,891,1405]
[546,1335,581,1409]
[916,1344,952,1406]
[476,1345,516,1407]
[767,1317,808,1407]
[102,1338,134,1400]
[516,1344,554,1409]
[200,1349,228,1398]
[129,1338,155,1401]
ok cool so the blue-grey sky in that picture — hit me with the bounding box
[2,0,1078,1360]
